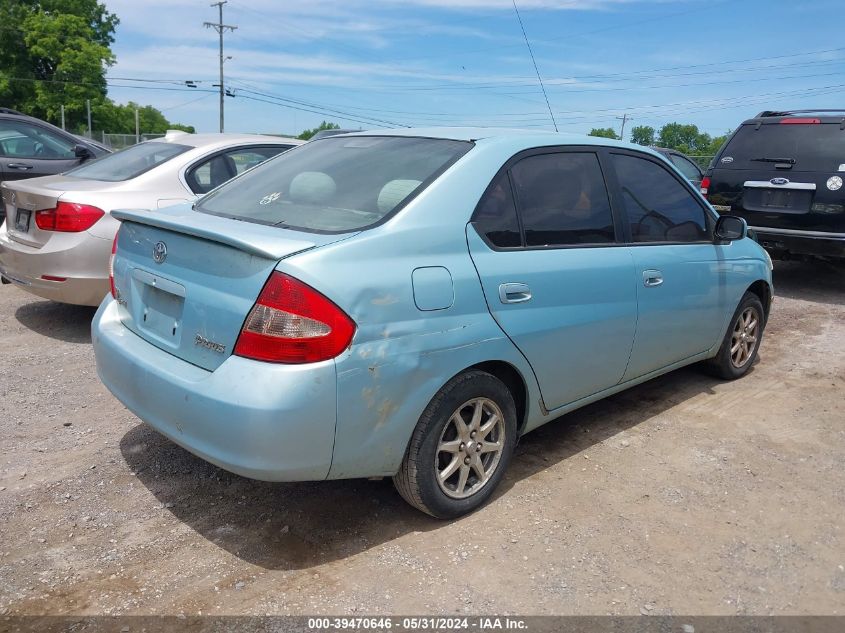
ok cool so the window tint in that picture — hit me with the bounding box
[196,136,472,233]
[187,146,291,194]
[612,153,710,243]
[473,172,521,248]
[669,154,701,181]
[64,141,190,182]
[510,152,614,246]
[719,122,845,171]
[0,120,76,159]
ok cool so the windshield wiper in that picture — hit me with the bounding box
[751,157,796,164]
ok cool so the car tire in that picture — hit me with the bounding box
[393,370,517,519]
[704,292,766,380]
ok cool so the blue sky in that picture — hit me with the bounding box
[102,0,845,141]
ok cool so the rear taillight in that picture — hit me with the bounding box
[780,118,820,124]
[35,202,104,232]
[109,233,118,299]
[234,272,356,364]
[700,176,710,197]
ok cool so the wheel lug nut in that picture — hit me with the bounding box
[459,443,465,452]
[470,431,476,438]
[464,457,471,464]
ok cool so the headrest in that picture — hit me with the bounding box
[377,179,422,213]
[289,171,337,204]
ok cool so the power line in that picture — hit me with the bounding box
[231,83,409,128]
[363,46,845,93]
[511,0,557,131]
[236,94,395,129]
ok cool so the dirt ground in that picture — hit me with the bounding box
[1,259,844,617]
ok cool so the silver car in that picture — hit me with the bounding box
[0,132,302,306]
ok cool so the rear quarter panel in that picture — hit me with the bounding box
[274,146,546,479]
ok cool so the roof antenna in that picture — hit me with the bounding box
[512,0,558,132]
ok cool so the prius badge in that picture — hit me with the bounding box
[152,241,167,264]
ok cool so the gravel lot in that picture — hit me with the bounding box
[1,260,844,616]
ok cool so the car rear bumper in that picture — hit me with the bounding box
[92,297,338,482]
[0,229,111,305]
[750,226,845,258]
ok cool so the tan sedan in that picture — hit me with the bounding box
[0,132,302,305]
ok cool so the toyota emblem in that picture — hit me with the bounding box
[152,241,168,264]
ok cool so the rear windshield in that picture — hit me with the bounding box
[64,141,191,182]
[195,136,472,232]
[717,123,845,171]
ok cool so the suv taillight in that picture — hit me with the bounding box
[109,233,118,299]
[35,202,104,232]
[700,176,710,197]
[234,272,356,364]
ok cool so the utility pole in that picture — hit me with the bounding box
[60,105,65,130]
[616,113,631,141]
[204,1,237,133]
[135,108,140,144]
[86,99,92,137]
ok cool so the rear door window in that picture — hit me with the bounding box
[472,172,522,248]
[612,153,712,243]
[186,146,291,194]
[669,153,702,181]
[717,123,845,171]
[509,152,615,246]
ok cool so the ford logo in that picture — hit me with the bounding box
[152,241,168,264]
[770,178,789,186]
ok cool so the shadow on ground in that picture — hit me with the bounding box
[772,259,845,306]
[14,300,96,343]
[121,364,724,571]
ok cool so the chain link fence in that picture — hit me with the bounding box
[76,132,166,151]
[688,155,715,170]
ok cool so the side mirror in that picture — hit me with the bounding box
[73,144,93,160]
[714,215,747,242]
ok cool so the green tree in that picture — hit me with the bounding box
[700,132,730,157]
[297,121,341,140]
[91,101,195,134]
[656,122,715,154]
[1,2,193,135]
[630,125,655,146]
[0,0,118,130]
[588,127,619,140]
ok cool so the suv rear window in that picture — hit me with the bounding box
[196,136,472,233]
[64,141,191,182]
[717,123,845,171]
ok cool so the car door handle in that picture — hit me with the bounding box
[499,282,532,304]
[642,270,663,287]
[6,163,33,170]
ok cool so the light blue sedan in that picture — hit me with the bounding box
[92,128,773,518]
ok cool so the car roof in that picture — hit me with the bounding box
[328,126,646,152]
[743,110,845,124]
[149,132,304,150]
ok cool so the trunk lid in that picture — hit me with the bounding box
[111,205,352,371]
[708,166,845,233]
[2,175,124,248]
[708,121,845,233]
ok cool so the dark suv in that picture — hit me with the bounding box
[703,110,845,260]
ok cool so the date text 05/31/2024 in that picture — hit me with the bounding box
[307,617,528,630]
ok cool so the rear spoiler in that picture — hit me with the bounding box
[111,207,317,260]
[756,109,845,117]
